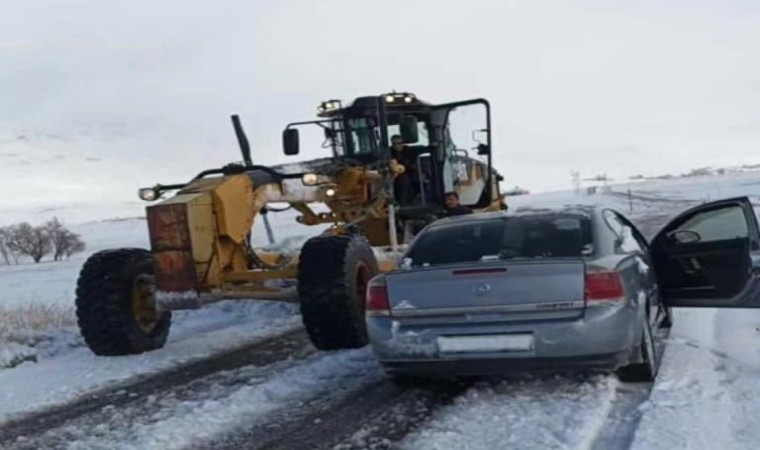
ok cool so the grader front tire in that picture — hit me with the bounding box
[76,248,172,356]
[297,234,379,350]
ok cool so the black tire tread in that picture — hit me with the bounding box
[297,234,378,350]
[616,320,657,383]
[75,248,171,356]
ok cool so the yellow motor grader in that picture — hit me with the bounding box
[75,92,507,355]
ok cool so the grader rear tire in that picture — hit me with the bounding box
[297,234,379,350]
[75,248,172,356]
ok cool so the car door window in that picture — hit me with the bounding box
[650,197,760,308]
[656,204,752,302]
[671,205,748,242]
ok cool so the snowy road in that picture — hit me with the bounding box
[1,320,729,450]
[0,329,314,448]
[2,348,637,450]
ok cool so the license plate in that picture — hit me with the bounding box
[437,334,534,353]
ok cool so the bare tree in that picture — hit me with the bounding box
[0,218,85,264]
[63,231,86,259]
[44,217,74,261]
[0,226,12,265]
[8,223,52,263]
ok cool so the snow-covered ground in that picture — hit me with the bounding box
[0,206,321,421]
[399,375,619,450]
[0,300,300,422]
[49,349,382,450]
[2,170,760,448]
[632,308,760,450]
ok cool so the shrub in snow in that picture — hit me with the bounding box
[0,304,75,337]
[0,342,37,370]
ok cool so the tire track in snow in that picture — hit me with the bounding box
[587,327,671,450]
[396,374,620,450]
[200,379,471,450]
[36,348,383,450]
[0,328,312,448]
[331,381,471,450]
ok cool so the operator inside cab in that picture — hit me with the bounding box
[390,134,419,205]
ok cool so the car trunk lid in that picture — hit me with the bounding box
[385,259,586,322]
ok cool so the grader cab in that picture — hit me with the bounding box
[75,92,507,355]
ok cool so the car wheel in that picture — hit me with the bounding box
[617,316,658,382]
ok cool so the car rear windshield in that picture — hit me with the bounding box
[405,213,593,267]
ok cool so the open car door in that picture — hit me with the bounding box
[650,197,760,307]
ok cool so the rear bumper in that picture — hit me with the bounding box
[366,303,641,376]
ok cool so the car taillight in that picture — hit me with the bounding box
[585,269,625,305]
[365,276,390,316]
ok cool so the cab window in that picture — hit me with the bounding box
[346,118,376,156]
[387,122,430,146]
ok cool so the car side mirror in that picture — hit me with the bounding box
[400,116,419,144]
[283,128,300,156]
[477,143,490,156]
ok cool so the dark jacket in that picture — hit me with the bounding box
[391,146,426,173]
[442,205,473,216]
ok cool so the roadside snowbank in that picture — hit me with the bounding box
[631,309,760,450]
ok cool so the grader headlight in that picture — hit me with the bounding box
[138,187,159,202]
[301,173,331,186]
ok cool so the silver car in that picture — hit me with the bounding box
[365,197,760,382]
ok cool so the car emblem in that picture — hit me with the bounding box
[473,282,491,296]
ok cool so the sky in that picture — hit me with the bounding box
[0,0,759,222]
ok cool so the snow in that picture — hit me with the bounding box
[400,375,619,450]
[4,169,760,447]
[47,348,382,450]
[0,342,36,370]
[631,308,760,450]
[0,300,300,423]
